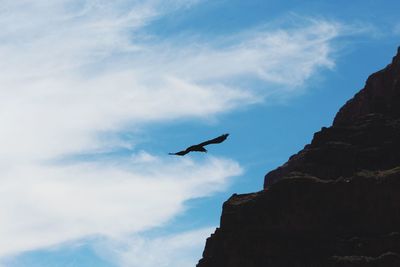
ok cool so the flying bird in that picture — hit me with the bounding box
[169,133,229,156]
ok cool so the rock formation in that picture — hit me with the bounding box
[197,48,400,267]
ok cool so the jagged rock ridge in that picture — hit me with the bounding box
[265,48,400,188]
[197,48,400,267]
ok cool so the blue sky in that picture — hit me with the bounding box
[1,0,399,266]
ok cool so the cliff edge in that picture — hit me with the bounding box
[197,48,400,267]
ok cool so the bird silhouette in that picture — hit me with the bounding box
[169,133,229,156]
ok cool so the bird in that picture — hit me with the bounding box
[169,133,229,156]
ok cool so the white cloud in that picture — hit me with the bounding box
[0,0,341,162]
[159,21,338,87]
[394,23,400,35]
[0,156,241,257]
[96,227,214,267]
[0,0,344,264]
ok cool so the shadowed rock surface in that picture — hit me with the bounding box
[197,48,400,267]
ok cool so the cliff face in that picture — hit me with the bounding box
[265,48,400,188]
[197,48,400,267]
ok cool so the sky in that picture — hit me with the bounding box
[0,0,400,266]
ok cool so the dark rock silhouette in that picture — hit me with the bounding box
[169,133,228,156]
[197,48,400,267]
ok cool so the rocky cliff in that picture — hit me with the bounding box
[197,48,400,267]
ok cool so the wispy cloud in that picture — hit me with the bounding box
[393,23,400,35]
[0,0,344,264]
[0,156,241,257]
[96,227,214,267]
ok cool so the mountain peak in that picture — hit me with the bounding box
[333,47,400,126]
[264,47,400,188]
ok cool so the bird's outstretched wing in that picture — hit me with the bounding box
[168,150,189,156]
[197,133,229,147]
